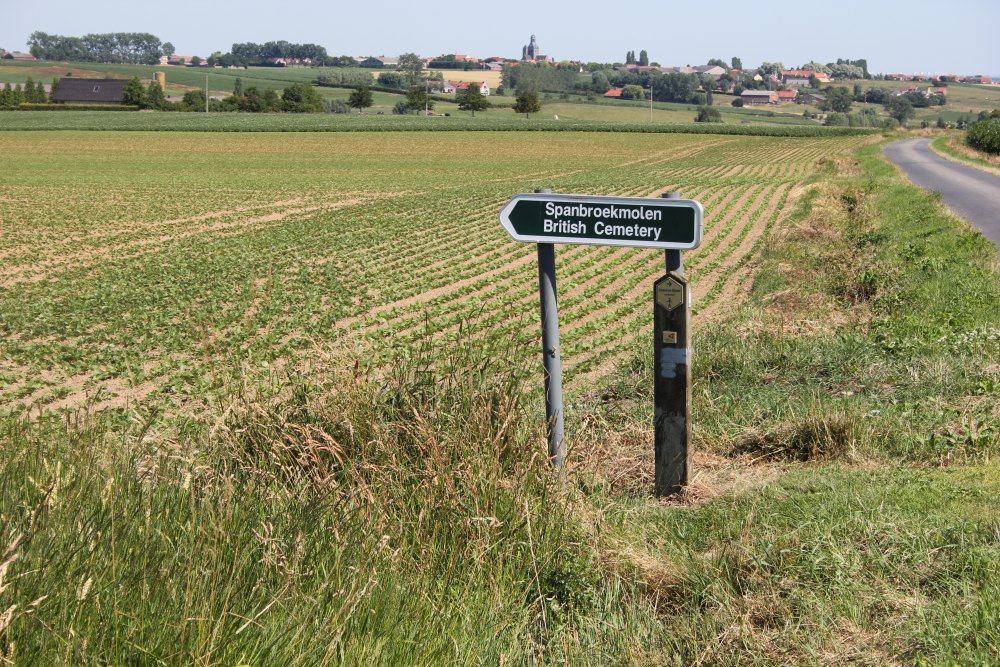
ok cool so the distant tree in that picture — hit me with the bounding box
[827,86,853,112]
[162,42,175,57]
[625,50,635,65]
[620,84,645,100]
[144,82,168,110]
[23,77,46,103]
[652,72,701,104]
[240,87,275,112]
[392,100,411,115]
[348,86,373,113]
[456,85,491,116]
[638,50,649,66]
[718,72,733,92]
[190,56,202,67]
[233,77,243,97]
[405,85,433,113]
[34,80,47,103]
[122,77,146,106]
[591,70,611,93]
[282,81,324,112]
[694,106,722,122]
[731,98,744,107]
[731,56,742,70]
[513,89,541,117]
[758,62,784,77]
[397,52,424,86]
[828,63,864,80]
[48,77,59,102]
[824,112,848,126]
[378,71,405,89]
[707,58,728,69]
[884,96,915,124]
[800,61,831,74]
[936,116,947,128]
[808,74,821,89]
[180,89,206,111]
[330,99,349,114]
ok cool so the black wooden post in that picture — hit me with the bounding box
[654,192,691,495]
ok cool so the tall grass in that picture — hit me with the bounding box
[0,339,607,664]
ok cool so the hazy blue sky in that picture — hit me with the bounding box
[3,0,998,75]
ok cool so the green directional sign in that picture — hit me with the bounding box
[500,193,703,250]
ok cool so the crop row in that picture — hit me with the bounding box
[0,110,880,137]
[0,131,869,413]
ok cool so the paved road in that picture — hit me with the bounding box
[883,138,1000,247]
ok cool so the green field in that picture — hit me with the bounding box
[1,127,998,664]
[0,131,870,414]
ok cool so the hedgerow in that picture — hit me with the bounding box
[966,117,1000,154]
[0,111,878,136]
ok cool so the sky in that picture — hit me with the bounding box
[2,0,998,76]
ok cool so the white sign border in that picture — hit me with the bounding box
[499,193,704,250]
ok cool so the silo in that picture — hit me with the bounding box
[154,71,166,89]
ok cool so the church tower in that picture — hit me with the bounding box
[522,34,540,61]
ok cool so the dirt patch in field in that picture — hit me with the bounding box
[694,183,795,321]
[572,418,787,504]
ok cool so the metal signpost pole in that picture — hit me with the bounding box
[534,188,566,469]
[653,191,692,495]
[499,189,702,481]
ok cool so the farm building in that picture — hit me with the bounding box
[453,81,490,96]
[798,92,826,105]
[3,52,36,61]
[781,70,830,86]
[52,78,128,105]
[776,90,798,103]
[741,90,778,105]
[603,88,623,98]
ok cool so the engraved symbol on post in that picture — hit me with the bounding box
[655,275,685,312]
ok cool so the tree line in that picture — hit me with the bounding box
[0,78,50,109]
[28,31,163,64]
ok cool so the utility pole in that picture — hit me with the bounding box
[649,81,653,124]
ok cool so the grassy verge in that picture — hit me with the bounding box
[571,139,1000,662]
[929,133,1000,176]
[1,136,997,665]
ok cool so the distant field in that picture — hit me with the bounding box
[376,68,503,88]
